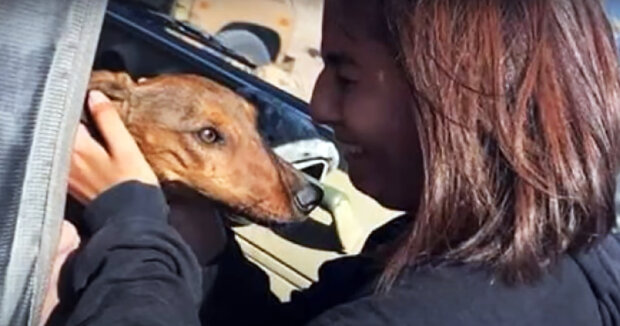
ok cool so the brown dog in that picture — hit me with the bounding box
[87,70,321,225]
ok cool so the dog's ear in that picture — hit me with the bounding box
[88,70,135,101]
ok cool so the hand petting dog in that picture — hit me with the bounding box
[68,90,159,204]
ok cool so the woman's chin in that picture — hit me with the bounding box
[349,168,388,206]
[349,168,417,211]
[347,161,373,191]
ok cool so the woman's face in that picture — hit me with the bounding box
[310,0,423,211]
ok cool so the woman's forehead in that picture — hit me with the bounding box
[323,0,387,41]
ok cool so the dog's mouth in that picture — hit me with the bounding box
[223,209,298,234]
[161,181,306,227]
[223,209,282,228]
[221,201,307,227]
[224,211,253,226]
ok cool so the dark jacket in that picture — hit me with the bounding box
[51,182,620,326]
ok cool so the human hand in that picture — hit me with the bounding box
[68,90,158,203]
[39,220,80,326]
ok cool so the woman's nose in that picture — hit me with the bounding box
[309,71,342,126]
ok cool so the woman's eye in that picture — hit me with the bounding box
[338,75,356,88]
[197,127,221,144]
[337,67,359,89]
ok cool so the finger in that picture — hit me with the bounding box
[88,90,141,158]
[57,221,80,255]
[73,124,108,160]
[67,178,88,205]
[68,152,107,204]
[69,125,109,202]
[40,221,80,326]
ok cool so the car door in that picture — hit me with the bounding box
[0,1,108,325]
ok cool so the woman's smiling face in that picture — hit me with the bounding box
[310,0,423,211]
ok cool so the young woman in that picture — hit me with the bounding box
[50,0,620,325]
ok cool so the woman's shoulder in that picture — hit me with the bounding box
[571,232,620,325]
[376,235,620,326]
[311,253,601,326]
[317,217,617,325]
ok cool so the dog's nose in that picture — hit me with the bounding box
[294,182,323,214]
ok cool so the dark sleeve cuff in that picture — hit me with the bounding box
[83,181,169,235]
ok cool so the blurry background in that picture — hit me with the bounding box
[607,1,620,49]
[170,0,325,101]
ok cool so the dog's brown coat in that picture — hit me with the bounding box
[88,70,311,223]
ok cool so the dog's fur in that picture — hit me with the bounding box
[87,70,317,224]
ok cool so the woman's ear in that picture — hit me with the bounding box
[88,70,136,101]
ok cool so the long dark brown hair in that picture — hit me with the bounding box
[380,0,620,287]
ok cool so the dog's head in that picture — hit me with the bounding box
[88,70,322,224]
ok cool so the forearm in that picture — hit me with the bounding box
[51,182,202,326]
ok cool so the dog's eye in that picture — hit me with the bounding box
[197,127,221,144]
